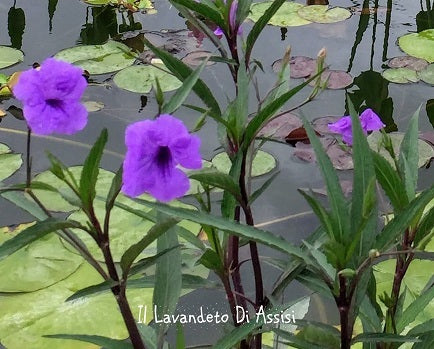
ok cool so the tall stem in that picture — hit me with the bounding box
[337,275,351,349]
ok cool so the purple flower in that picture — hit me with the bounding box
[328,116,353,144]
[122,114,202,202]
[214,27,224,36]
[328,108,385,145]
[13,58,88,135]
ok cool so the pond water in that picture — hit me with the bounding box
[0,0,433,347]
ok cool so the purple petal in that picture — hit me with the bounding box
[171,135,202,169]
[148,167,190,202]
[13,58,88,135]
[328,116,353,145]
[360,108,385,131]
[122,114,202,202]
[229,1,238,30]
[214,27,224,36]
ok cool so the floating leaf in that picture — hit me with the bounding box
[368,132,434,168]
[398,29,434,63]
[0,46,24,69]
[272,56,316,79]
[212,150,277,177]
[0,143,22,181]
[388,56,429,71]
[181,51,215,67]
[418,63,434,85]
[0,224,82,292]
[248,1,311,27]
[55,40,135,75]
[382,68,420,84]
[32,166,115,212]
[258,112,302,138]
[374,259,434,328]
[293,138,354,170]
[0,263,152,349]
[113,64,182,93]
[83,0,154,11]
[308,70,353,89]
[297,5,352,24]
[83,101,104,112]
[312,116,341,135]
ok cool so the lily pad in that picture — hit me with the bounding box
[113,64,182,93]
[83,101,104,112]
[66,194,203,261]
[312,116,341,135]
[181,51,215,67]
[418,63,434,85]
[374,259,434,328]
[368,132,434,168]
[308,70,353,89]
[0,262,152,349]
[272,56,316,79]
[0,46,24,69]
[212,150,277,177]
[398,29,434,63]
[297,5,352,24]
[0,143,22,181]
[258,112,302,139]
[388,56,429,71]
[31,166,115,212]
[248,1,311,27]
[54,41,136,75]
[83,0,154,10]
[382,68,420,84]
[0,224,82,292]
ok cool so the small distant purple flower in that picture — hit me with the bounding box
[328,108,385,145]
[122,114,202,202]
[214,27,224,36]
[13,58,88,135]
[328,116,353,144]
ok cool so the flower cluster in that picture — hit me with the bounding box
[13,58,88,135]
[122,114,202,202]
[328,108,385,145]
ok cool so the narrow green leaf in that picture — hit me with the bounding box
[245,0,286,62]
[348,98,376,241]
[213,298,308,349]
[132,198,311,262]
[162,58,208,114]
[396,283,434,333]
[66,279,118,301]
[407,319,434,336]
[176,323,185,349]
[79,128,108,208]
[153,217,182,346]
[171,0,225,28]
[298,190,335,242]
[302,117,349,243]
[129,246,181,276]
[243,75,317,150]
[142,37,221,116]
[372,151,408,211]
[0,218,80,260]
[415,206,434,248]
[248,171,280,205]
[352,333,420,344]
[189,168,242,200]
[272,328,326,349]
[120,217,179,276]
[398,107,420,200]
[221,151,242,220]
[376,186,434,250]
[1,191,47,220]
[198,249,224,273]
[44,334,132,349]
[106,166,123,212]
[128,274,220,289]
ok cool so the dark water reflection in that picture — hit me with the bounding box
[0,0,433,345]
